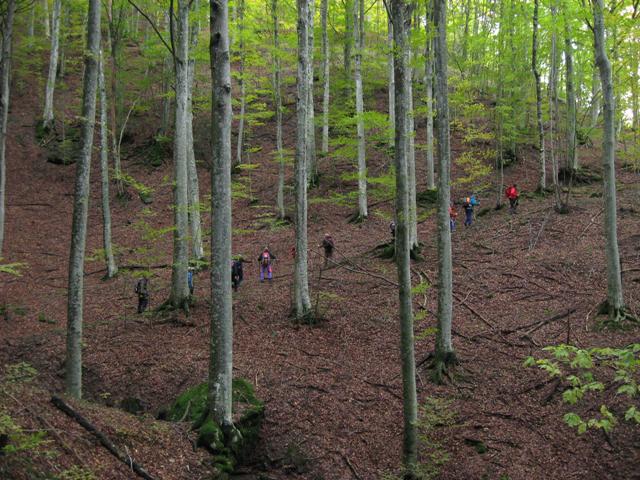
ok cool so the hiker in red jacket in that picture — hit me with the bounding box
[505,184,519,213]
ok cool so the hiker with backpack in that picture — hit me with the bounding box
[134,277,149,314]
[463,196,475,226]
[231,257,244,291]
[449,204,458,232]
[389,221,396,240]
[320,233,335,267]
[505,184,519,213]
[257,247,276,282]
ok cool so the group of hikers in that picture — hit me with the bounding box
[134,234,337,313]
[134,185,519,313]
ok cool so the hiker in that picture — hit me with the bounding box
[449,204,458,232]
[187,267,194,295]
[505,184,519,213]
[320,233,335,267]
[389,221,396,240]
[231,257,244,291]
[134,277,149,314]
[257,247,276,282]
[463,196,474,226]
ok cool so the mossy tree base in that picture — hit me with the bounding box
[165,379,264,477]
[596,300,638,329]
[430,350,458,385]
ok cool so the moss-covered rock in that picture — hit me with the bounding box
[166,378,264,477]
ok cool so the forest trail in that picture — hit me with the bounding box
[1,46,640,480]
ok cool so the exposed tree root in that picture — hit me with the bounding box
[596,301,638,329]
[429,351,458,385]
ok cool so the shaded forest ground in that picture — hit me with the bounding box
[1,45,640,480]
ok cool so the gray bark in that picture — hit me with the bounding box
[209,0,233,425]
[44,0,51,39]
[391,0,418,474]
[98,50,117,278]
[0,0,16,257]
[434,0,455,372]
[66,0,101,399]
[294,0,312,320]
[43,0,61,129]
[272,0,285,219]
[407,60,417,249]
[320,0,329,155]
[590,65,600,128]
[564,12,577,170]
[187,0,204,261]
[424,2,435,190]
[29,1,35,37]
[306,0,317,183]
[169,0,191,309]
[235,0,246,166]
[532,0,546,191]
[354,0,367,219]
[548,1,561,209]
[387,15,395,148]
[592,0,625,320]
[343,0,353,79]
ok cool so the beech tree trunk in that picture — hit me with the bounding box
[293,0,313,321]
[66,0,101,399]
[590,65,600,128]
[387,15,395,148]
[0,0,17,257]
[271,0,285,219]
[98,50,117,278]
[391,0,418,475]
[320,0,329,156]
[43,0,51,39]
[406,60,417,249]
[548,1,561,209]
[168,0,191,310]
[354,0,367,220]
[592,0,626,322]
[434,0,455,377]
[209,0,233,425]
[306,0,317,183]
[235,0,246,166]
[424,2,435,190]
[532,0,546,191]
[187,0,204,261]
[564,12,577,170]
[43,0,61,129]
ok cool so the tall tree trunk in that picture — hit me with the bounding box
[320,0,329,156]
[98,50,117,278]
[391,0,418,476]
[564,11,577,170]
[43,0,51,39]
[592,0,626,322]
[306,0,317,184]
[424,1,435,190]
[293,0,312,321]
[354,0,367,220]
[590,65,600,128]
[548,0,561,209]
[187,0,204,261]
[108,3,124,195]
[209,0,234,427]
[433,0,455,380]
[66,0,101,399]
[0,0,17,256]
[343,0,353,81]
[532,0,546,191]
[272,0,285,219]
[43,0,61,129]
[407,60,417,250]
[169,0,191,310]
[235,0,246,166]
[387,15,395,148]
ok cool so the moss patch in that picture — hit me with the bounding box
[166,378,264,476]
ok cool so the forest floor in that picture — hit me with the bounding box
[1,51,640,480]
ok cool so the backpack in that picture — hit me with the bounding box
[261,252,270,267]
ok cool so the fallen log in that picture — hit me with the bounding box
[51,396,156,480]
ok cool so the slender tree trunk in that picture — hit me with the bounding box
[43,0,51,39]
[391,1,418,476]
[235,0,246,166]
[187,0,204,261]
[343,0,353,81]
[590,65,600,128]
[43,0,61,129]
[424,1,435,190]
[306,0,317,183]
[434,0,455,379]
[66,0,101,399]
[209,0,233,426]
[592,0,626,321]
[108,6,124,195]
[272,0,285,219]
[387,15,395,148]
[532,0,546,191]
[320,0,329,156]
[354,0,367,220]
[169,0,191,310]
[161,17,172,137]
[564,12,577,170]
[0,0,17,257]
[294,0,312,321]
[548,1,561,209]
[98,50,117,278]
[406,60,417,249]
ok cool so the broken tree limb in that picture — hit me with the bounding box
[50,396,156,480]
[521,308,576,337]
